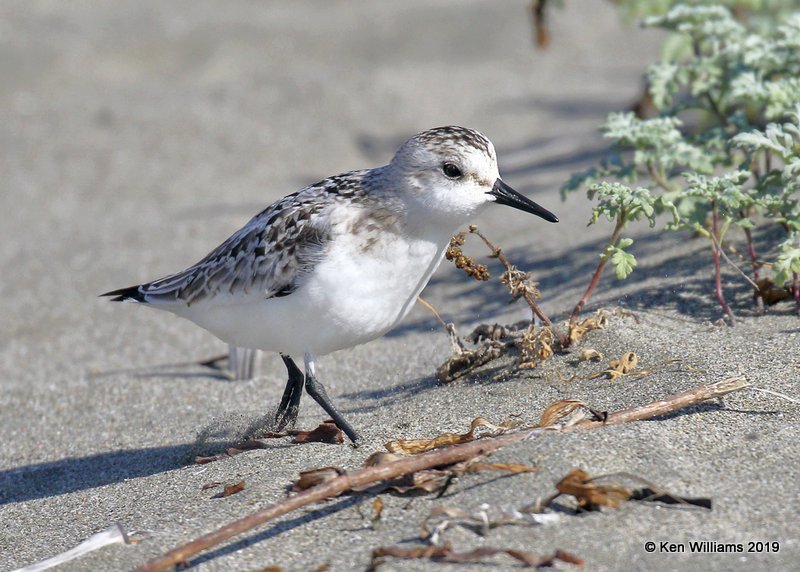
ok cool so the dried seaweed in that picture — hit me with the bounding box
[568,311,609,345]
[579,348,603,362]
[435,339,508,382]
[538,399,607,427]
[421,503,560,543]
[385,416,522,454]
[552,468,712,511]
[138,378,744,571]
[357,445,535,496]
[556,468,632,510]
[292,467,346,493]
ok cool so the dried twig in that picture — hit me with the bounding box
[417,296,467,356]
[569,376,749,430]
[530,0,551,49]
[468,226,568,347]
[134,377,748,572]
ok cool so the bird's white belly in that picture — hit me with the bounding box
[305,232,443,349]
[186,231,447,356]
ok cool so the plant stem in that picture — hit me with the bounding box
[711,202,735,323]
[134,377,748,572]
[470,228,568,347]
[708,230,759,291]
[741,222,764,311]
[647,162,674,193]
[745,156,764,312]
[569,215,625,327]
[691,39,729,128]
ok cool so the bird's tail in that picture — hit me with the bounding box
[100,285,148,303]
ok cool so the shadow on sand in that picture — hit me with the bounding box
[0,445,194,505]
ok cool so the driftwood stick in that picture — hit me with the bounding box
[135,376,748,572]
[569,376,749,430]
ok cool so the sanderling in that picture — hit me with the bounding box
[103,126,558,444]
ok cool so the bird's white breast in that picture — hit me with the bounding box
[301,202,447,353]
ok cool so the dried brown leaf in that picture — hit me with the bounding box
[292,467,346,492]
[568,311,609,344]
[757,278,791,305]
[371,544,451,564]
[371,452,534,496]
[539,399,602,427]
[555,468,632,510]
[593,351,639,380]
[372,497,384,524]
[200,481,221,491]
[385,416,519,455]
[293,420,344,444]
[386,469,451,494]
[214,480,245,499]
[579,348,603,362]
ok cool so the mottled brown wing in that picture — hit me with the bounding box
[136,193,331,306]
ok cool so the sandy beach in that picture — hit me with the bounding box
[1,1,798,570]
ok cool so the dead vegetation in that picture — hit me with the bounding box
[135,376,748,571]
[434,226,628,383]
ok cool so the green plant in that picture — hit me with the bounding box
[563,3,800,321]
[568,182,658,325]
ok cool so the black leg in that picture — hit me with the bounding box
[305,374,361,445]
[274,355,305,431]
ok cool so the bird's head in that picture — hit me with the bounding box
[390,126,558,225]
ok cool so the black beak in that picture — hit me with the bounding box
[488,179,558,223]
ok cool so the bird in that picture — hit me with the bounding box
[102,126,558,445]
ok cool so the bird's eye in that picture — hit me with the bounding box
[442,162,463,179]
